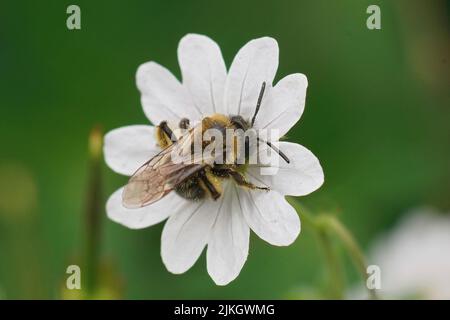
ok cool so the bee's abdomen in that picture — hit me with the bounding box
[175,176,205,201]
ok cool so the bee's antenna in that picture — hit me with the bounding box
[251,82,266,127]
[250,82,289,163]
[257,137,290,164]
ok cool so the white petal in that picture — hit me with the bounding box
[207,184,249,285]
[254,73,308,138]
[136,61,202,124]
[238,189,300,246]
[106,187,186,229]
[103,125,160,176]
[178,34,227,115]
[161,198,222,274]
[247,142,324,196]
[224,37,278,118]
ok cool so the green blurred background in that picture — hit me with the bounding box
[0,0,449,299]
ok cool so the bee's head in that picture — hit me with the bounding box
[230,115,251,131]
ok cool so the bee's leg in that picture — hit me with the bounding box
[198,169,221,200]
[230,171,270,191]
[156,121,178,148]
[179,118,190,130]
[159,121,177,143]
[158,119,190,148]
[212,167,269,191]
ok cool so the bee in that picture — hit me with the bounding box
[122,82,290,208]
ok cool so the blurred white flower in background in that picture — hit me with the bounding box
[354,207,450,299]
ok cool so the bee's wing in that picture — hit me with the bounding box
[122,127,215,208]
[122,161,205,208]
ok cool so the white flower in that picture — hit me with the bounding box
[372,207,450,299]
[104,34,324,285]
[352,207,450,299]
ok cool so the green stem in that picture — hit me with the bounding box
[84,126,103,297]
[323,215,378,300]
[293,202,344,299]
[290,198,378,300]
[315,226,345,299]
